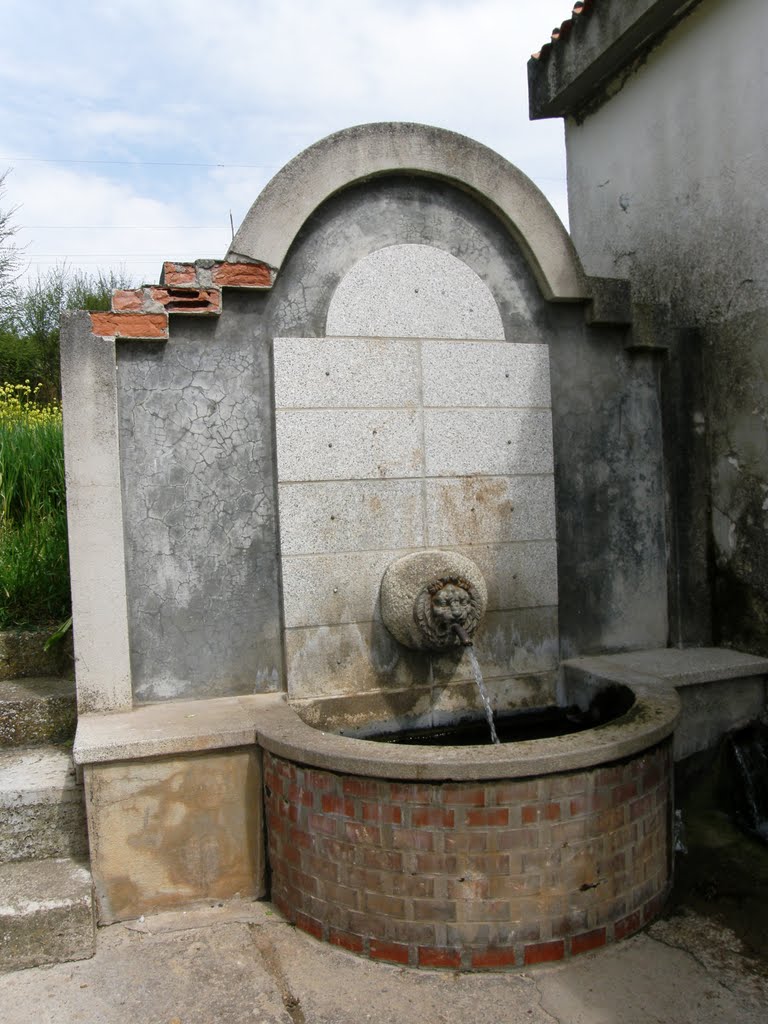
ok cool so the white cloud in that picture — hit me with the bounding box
[9,164,229,286]
[0,0,573,283]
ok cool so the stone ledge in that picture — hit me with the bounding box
[73,684,679,781]
[0,629,74,681]
[563,647,768,761]
[0,746,82,807]
[565,647,768,688]
[257,684,679,782]
[73,694,282,765]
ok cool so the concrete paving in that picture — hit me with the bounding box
[1,899,765,1024]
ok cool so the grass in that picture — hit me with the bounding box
[0,382,71,629]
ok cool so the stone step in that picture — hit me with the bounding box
[0,857,95,971]
[0,677,77,748]
[0,747,88,863]
[0,629,73,682]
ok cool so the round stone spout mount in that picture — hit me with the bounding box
[380,550,487,651]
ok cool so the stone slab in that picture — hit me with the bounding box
[425,475,557,545]
[283,621,425,700]
[276,408,422,481]
[465,607,560,682]
[283,606,558,701]
[455,543,559,610]
[672,676,766,761]
[0,747,87,862]
[281,544,558,631]
[424,408,554,477]
[422,340,551,408]
[325,243,505,340]
[0,857,94,972]
[277,479,424,555]
[281,550,403,628]
[594,647,768,687]
[0,677,77,746]
[274,336,420,408]
[85,747,265,924]
[74,694,279,765]
[0,904,288,1021]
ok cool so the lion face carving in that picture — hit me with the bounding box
[414,575,482,649]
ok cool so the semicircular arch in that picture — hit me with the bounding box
[228,122,588,303]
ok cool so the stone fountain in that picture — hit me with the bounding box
[60,123,768,969]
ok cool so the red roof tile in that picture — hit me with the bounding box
[531,1,595,61]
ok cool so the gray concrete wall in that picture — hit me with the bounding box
[562,0,768,653]
[117,295,283,701]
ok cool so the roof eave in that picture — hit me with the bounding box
[529,0,705,121]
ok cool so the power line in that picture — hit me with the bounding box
[0,156,274,169]
[0,155,567,181]
[20,225,224,230]
[24,253,206,257]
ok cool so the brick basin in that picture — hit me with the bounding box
[264,739,672,970]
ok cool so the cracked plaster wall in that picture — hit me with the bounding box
[118,294,282,701]
[563,0,768,652]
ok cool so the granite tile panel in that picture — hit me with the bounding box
[276,409,423,482]
[277,479,425,556]
[424,409,554,477]
[273,336,420,409]
[422,340,551,409]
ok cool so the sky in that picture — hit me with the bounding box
[0,0,572,288]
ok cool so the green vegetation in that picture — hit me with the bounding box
[0,384,69,628]
[0,265,131,627]
[1,265,132,400]
[0,170,21,308]
[0,171,133,628]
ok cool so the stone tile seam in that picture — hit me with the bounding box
[281,541,558,558]
[283,609,558,630]
[277,473,556,483]
[319,336,549,346]
[280,543,557,557]
[286,672,557,704]
[275,404,554,412]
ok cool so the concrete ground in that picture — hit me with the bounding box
[1,899,766,1024]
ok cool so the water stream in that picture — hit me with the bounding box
[730,724,768,843]
[466,647,500,745]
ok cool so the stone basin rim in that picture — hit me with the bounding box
[258,683,681,781]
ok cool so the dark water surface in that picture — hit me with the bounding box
[368,686,635,746]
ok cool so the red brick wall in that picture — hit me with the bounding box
[88,260,273,341]
[264,741,672,970]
